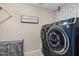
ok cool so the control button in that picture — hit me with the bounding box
[66,25,69,28]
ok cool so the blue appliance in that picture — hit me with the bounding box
[46,17,79,56]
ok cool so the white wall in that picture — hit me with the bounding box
[0,3,54,55]
[77,4,79,17]
[54,3,77,22]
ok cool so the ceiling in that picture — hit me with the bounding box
[27,3,65,11]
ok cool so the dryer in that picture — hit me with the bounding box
[41,24,51,56]
[46,17,79,56]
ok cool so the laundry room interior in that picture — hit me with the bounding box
[0,3,79,56]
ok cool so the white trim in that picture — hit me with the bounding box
[24,49,43,56]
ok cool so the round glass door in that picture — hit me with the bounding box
[47,25,69,55]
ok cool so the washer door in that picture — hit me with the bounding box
[47,25,69,55]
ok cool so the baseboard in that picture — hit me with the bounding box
[24,49,43,56]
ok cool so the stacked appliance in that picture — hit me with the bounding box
[41,17,79,56]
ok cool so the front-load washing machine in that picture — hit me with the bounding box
[46,17,79,56]
[41,24,51,56]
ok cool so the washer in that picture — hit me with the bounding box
[46,17,79,56]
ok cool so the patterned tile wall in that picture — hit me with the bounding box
[54,3,77,21]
